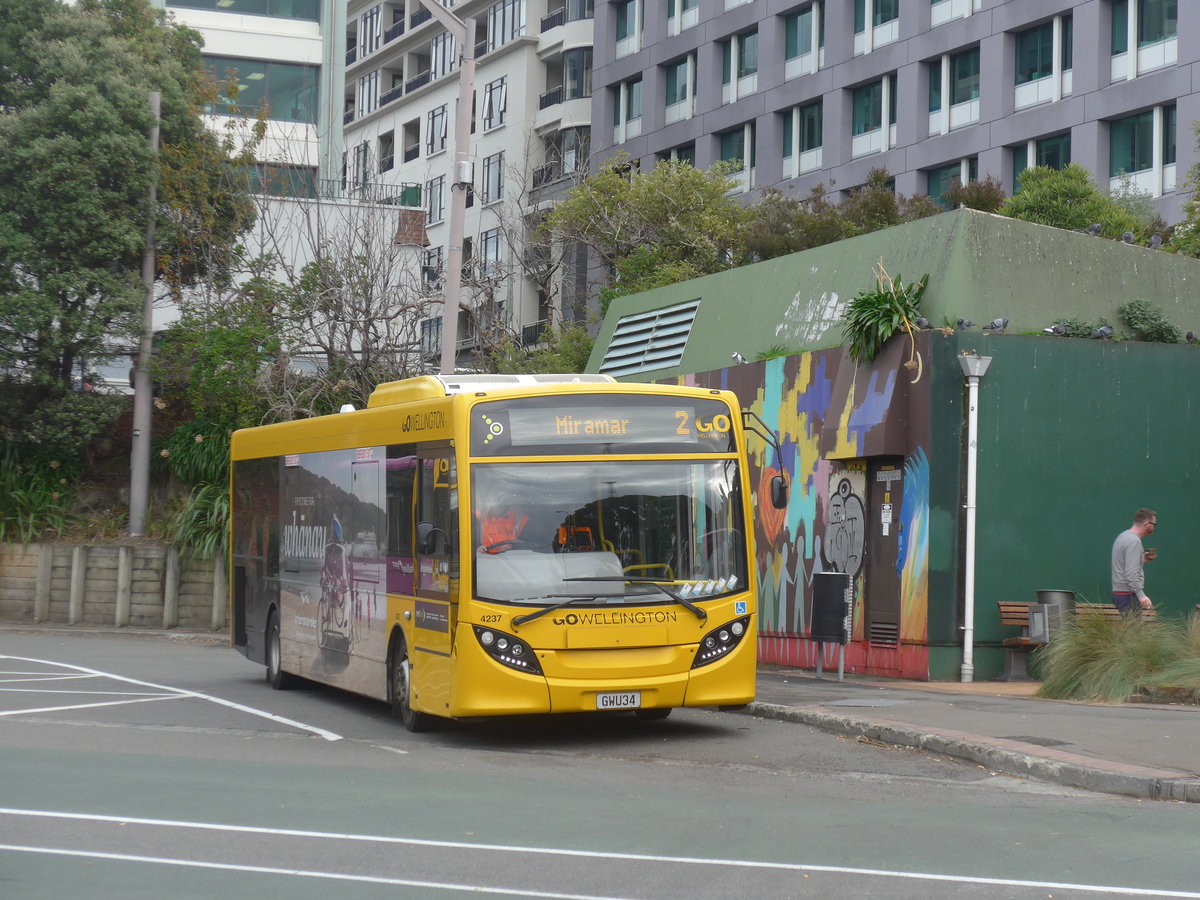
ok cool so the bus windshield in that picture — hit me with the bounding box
[471,460,746,605]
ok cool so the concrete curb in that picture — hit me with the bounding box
[744,701,1200,803]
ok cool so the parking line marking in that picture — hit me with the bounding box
[0,696,178,717]
[0,655,342,741]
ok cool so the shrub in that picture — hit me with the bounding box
[841,264,929,365]
[1119,299,1183,344]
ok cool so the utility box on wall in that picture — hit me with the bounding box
[811,572,852,644]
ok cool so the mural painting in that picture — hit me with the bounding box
[679,350,931,679]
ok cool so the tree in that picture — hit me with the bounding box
[543,154,751,308]
[1168,123,1200,257]
[0,0,254,402]
[999,164,1143,237]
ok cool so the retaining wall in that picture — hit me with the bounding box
[0,542,226,631]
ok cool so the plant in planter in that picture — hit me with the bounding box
[841,260,929,365]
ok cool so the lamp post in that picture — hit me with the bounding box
[957,353,991,682]
[415,0,476,375]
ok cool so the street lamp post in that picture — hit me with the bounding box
[415,1,476,375]
[958,353,991,683]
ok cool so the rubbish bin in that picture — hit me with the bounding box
[1035,589,1076,641]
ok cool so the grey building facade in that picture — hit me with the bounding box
[592,0,1193,221]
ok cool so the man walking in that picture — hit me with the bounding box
[1111,508,1157,615]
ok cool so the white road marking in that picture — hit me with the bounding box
[0,844,639,900]
[0,696,178,717]
[0,688,172,696]
[0,655,342,741]
[1,808,1196,898]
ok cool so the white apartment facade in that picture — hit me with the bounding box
[342,0,595,368]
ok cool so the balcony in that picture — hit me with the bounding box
[343,109,355,125]
[381,84,404,107]
[532,161,561,188]
[539,85,563,110]
[403,143,419,163]
[384,20,405,43]
[541,8,565,31]
[346,47,357,65]
[405,70,431,93]
[522,320,549,346]
[411,7,431,27]
[380,154,395,172]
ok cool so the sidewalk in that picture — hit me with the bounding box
[749,665,1200,803]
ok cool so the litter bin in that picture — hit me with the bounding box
[1035,589,1076,641]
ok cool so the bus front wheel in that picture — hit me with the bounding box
[265,610,297,690]
[389,635,435,733]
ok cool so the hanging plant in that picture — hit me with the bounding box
[841,260,929,365]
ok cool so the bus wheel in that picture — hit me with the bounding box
[634,707,672,721]
[265,610,297,690]
[389,635,435,733]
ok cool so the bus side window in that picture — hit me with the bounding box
[386,445,417,557]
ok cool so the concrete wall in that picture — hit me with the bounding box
[0,543,227,632]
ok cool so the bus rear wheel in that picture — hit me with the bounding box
[389,635,435,733]
[265,610,297,690]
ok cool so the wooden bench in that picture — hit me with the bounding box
[1074,603,1157,621]
[997,601,1043,681]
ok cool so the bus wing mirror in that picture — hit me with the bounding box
[416,521,439,555]
[770,474,789,510]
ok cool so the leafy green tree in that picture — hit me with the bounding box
[839,169,941,233]
[543,154,751,306]
[1168,124,1200,257]
[489,323,595,374]
[0,0,254,401]
[942,175,1007,213]
[999,164,1142,236]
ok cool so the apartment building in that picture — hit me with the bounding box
[592,0,1193,221]
[342,0,594,368]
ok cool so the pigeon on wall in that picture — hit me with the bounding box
[1149,233,1162,249]
[983,318,1009,334]
[1092,324,1114,339]
[914,317,931,330]
[1186,331,1196,344]
[1043,324,1068,336]
[1088,223,1103,236]
[1122,232,1135,244]
[731,352,748,365]
[956,318,975,330]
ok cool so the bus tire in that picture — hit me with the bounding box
[389,634,435,733]
[265,609,297,690]
[634,707,672,721]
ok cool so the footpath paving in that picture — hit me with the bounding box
[748,665,1200,803]
[4,623,1198,802]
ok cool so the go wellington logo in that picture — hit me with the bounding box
[479,413,505,445]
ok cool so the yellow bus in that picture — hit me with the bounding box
[230,374,785,730]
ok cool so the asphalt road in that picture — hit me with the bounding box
[1,629,1198,899]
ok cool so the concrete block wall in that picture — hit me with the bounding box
[0,542,226,632]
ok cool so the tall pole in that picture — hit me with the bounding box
[957,354,991,683]
[416,1,476,375]
[128,91,161,537]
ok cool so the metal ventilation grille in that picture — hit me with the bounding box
[868,623,899,646]
[598,299,701,377]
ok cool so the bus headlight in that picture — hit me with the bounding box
[473,626,543,675]
[691,616,751,668]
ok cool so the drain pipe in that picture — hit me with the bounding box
[958,354,992,683]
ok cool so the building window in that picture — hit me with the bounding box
[426,175,445,224]
[421,317,442,354]
[1016,21,1054,84]
[785,3,824,78]
[427,104,447,154]
[1014,17,1072,109]
[783,100,822,177]
[854,0,899,52]
[203,56,319,123]
[1109,104,1176,197]
[615,0,641,58]
[432,32,456,79]
[352,141,370,187]
[664,55,695,124]
[721,31,758,104]
[664,143,695,165]
[564,48,592,99]
[379,131,395,172]
[927,158,977,208]
[480,227,503,276]
[1112,0,1177,79]
[929,48,979,133]
[612,76,642,142]
[248,163,318,198]
[423,247,443,288]
[852,75,896,157]
[931,0,981,28]
[482,77,507,129]
[482,151,505,203]
[360,5,381,56]
[719,123,755,192]
[488,0,526,51]
[358,69,380,117]
[169,0,319,20]
[666,0,698,36]
[1013,133,1071,192]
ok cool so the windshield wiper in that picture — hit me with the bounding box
[511,595,604,628]
[562,577,708,621]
